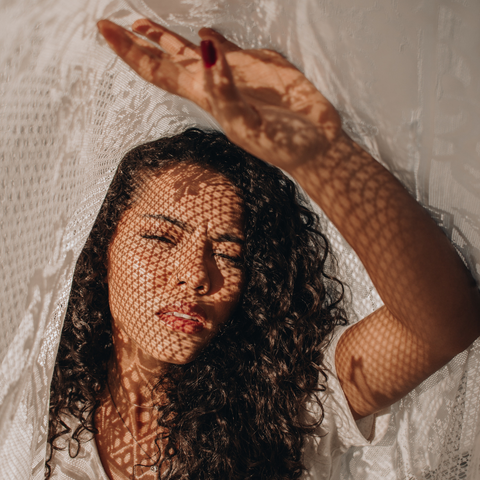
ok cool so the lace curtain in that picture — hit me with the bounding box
[1,0,479,478]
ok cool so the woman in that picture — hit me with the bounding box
[48,127,348,479]
[46,18,480,480]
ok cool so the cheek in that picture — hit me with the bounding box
[225,266,244,296]
[107,239,170,332]
[214,270,244,323]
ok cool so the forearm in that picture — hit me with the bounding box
[289,132,480,359]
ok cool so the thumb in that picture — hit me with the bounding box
[200,39,261,142]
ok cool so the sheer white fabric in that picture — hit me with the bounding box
[0,0,479,479]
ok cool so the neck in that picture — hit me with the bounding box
[96,324,166,477]
[108,322,167,410]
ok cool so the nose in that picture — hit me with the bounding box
[174,231,211,294]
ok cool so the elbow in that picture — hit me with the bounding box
[441,285,480,359]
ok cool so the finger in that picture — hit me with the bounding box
[200,39,261,146]
[124,30,165,61]
[98,20,164,71]
[132,18,200,58]
[198,28,242,53]
[97,20,187,97]
[98,20,161,57]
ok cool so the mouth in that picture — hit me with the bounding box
[156,304,206,334]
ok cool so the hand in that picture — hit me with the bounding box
[97,19,342,172]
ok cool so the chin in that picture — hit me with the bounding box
[152,348,203,366]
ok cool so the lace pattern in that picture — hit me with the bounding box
[0,0,479,478]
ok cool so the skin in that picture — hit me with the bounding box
[95,16,480,475]
[95,165,244,479]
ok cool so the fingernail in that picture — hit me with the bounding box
[201,40,217,68]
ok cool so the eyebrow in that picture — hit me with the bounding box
[143,214,244,245]
[144,213,191,231]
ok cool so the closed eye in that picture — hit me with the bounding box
[214,252,243,268]
[141,234,175,245]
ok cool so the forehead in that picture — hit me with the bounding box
[132,163,244,226]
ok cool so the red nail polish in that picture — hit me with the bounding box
[201,40,217,68]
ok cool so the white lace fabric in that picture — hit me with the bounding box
[0,0,479,479]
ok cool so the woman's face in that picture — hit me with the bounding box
[107,163,245,365]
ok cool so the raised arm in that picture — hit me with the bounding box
[97,19,480,418]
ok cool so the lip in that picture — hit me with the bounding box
[156,303,207,334]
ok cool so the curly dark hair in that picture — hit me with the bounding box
[46,128,347,479]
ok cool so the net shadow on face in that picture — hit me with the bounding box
[108,163,245,368]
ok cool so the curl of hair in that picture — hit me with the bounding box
[46,128,347,479]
